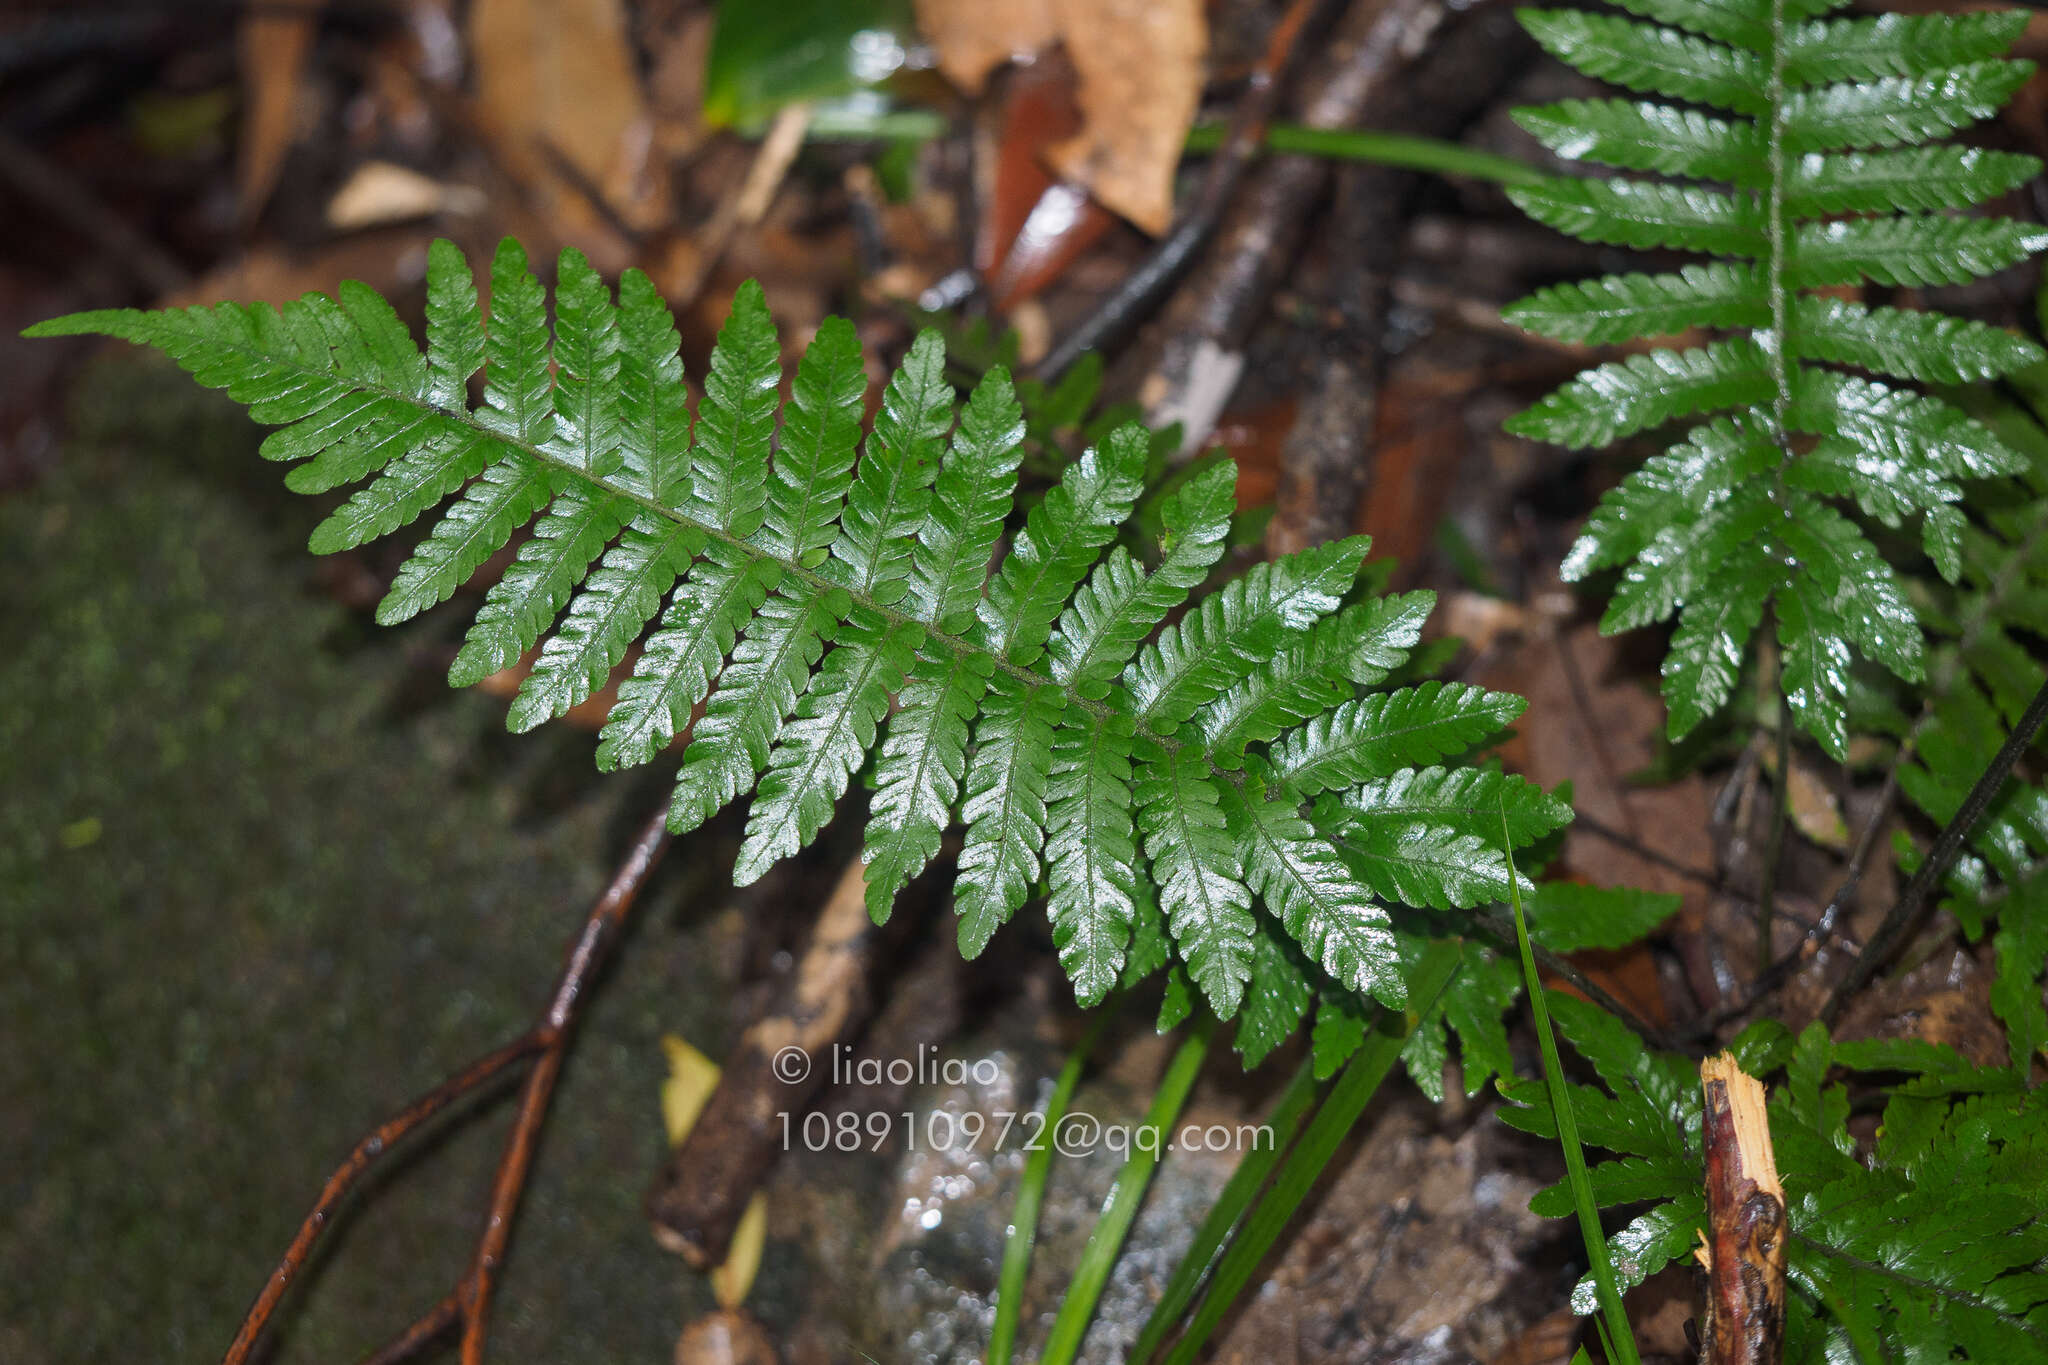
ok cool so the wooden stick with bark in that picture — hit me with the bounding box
[643,856,887,1267]
[1696,1053,1787,1365]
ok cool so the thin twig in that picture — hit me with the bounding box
[1818,673,2048,1025]
[223,807,673,1365]
[1756,719,1792,975]
[1470,909,1684,1053]
[1572,812,1733,896]
[1032,0,1335,383]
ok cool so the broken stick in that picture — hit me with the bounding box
[1696,1053,1787,1365]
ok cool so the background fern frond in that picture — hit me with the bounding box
[1505,0,2047,756]
[1501,1010,2048,1357]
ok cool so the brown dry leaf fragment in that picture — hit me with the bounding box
[1757,739,1850,852]
[1045,0,1206,235]
[918,0,1206,236]
[237,0,325,220]
[326,161,485,230]
[915,0,1060,94]
[469,0,664,256]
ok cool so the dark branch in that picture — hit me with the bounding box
[222,806,673,1365]
[1818,673,2048,1025]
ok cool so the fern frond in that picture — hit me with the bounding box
[30,244,1560,1049]
[1505,0,2047,752]
[1503,1011,2048,1356]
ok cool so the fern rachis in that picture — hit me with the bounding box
[30,242,1542,1048]
[1505,0,2048,758]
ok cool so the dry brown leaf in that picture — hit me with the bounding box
[918,0,1206,235]
[237,0,324,220]
[469,0,664,258]
[326,161,485,230]
[914,0,1060,94]
[1044,0,1206,235]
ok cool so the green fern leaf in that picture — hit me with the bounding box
[545,248,625,478]
[480,239,553,445]
[1047,460,1235,697]
[1783,63,2030,153]
[1562,415,1779,579]
[954,679,1065,955]
[1044,712,1142,1005]
[829,330,951,604]
[1136,740,1257,1015]
[585,543,776,753]
[1523,883,1680,952]
[1505,263,1764,344]
[735,607,921,884]
[1791,296,2044,383]
[1504,0,2045,751]
[452,478,628,688]
[669,582,833,832]
[1514,100,1763,183]
[979,426,1146,665]
[1507,341,1773,449]
[1517,10,1765,114]
[1663,553,1773,735]
[861,655,989,919]
[758,317,864,567]
[1508,176,1764,254]
[1126,537,1367,730]
[30,246,1573,1057]
[1783,10,2029,85]
[1269,681,1526,796]
[1334,821,1520,911]
[578,522,707,767]
[1790,215,2048,289]
[1223,765,1403,1008]
[907,367,1026,632]
[1322,767,1571,847]
[374,450,549,622]
[615,269,692,509]
[1784,146,2041,216]
[1235,925,1315,1067]
[1198,601,1408,764]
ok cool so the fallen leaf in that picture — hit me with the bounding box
[1757,739,1851,852]
[976,61,1116,310]
[326,161,484,230]
[237,0,325,220]
[469,0,664,256]
[918,0,1206,235]
[914,0,1058,93]
[1043,0,1206,234]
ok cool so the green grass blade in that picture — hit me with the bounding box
[1502,806,1641,1365]
[1161,938,1465,1365]
[1125,1056,1321,1365]
[1184,122,1551,188]
[987,1012,1111,1365]
[1039,1016,1215,1365]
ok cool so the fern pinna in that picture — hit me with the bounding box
[29,241,1552,1053]
[1505,0,2048,757]
[1501,1006,2048,1359]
